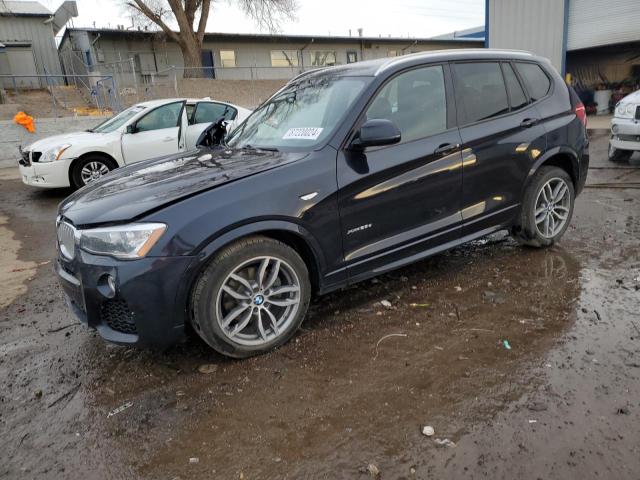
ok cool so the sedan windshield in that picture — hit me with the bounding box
[227,75,370,150]
[91,105,146,133]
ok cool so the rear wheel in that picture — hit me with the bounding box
[511,166,575,248]
[71,155,117,189]
[608,144,633,163]
[191,236,311,358]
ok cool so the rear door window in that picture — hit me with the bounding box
[515,62,551,102]
[452,62,509,125]
[502,63,529,110]
[193,102,237,124]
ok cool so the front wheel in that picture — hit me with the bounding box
[608,144,633,163]
[190,236,311,358]
[511,166,575,248]
[70,155,116,189]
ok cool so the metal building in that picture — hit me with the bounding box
[0,0,77,87]
[487,0,640,80]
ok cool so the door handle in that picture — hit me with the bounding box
[162,137,174,142]
[434,143,460,156]
[521,118,539,128]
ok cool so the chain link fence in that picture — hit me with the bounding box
[0,52,325,119]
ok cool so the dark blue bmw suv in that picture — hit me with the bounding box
[55,49,589,358]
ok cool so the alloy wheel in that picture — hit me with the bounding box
[215,256,301,346]
[534,177,571,238]
[80,161,110,185]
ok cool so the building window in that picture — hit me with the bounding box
[387,50,398,57]
[220,50,236,68]
[271,50,299,67]
[309,51,337,66]
[346,51,358,64]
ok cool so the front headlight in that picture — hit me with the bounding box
[79,223,167,259]
[40,144,72,163]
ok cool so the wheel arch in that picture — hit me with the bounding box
[179,220,327,317]
[525,147,580,192]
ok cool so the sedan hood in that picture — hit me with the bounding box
[59,147,309,225]
[25,131,103,152]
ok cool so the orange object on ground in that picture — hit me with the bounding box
[13,111,35,133]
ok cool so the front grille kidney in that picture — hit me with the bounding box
[57,221,76,260]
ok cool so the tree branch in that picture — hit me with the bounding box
[127,0,180,43]
[196,0,210,43]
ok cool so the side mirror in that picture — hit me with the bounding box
[126,124,137,134]
[351,118,401,149]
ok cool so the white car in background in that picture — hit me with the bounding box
[18,98,251,189]
[609,90,640,162]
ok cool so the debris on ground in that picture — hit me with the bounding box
[373,333,408,360]
[366,463,380,477]
[483,290,507,304]
[527,401,548,412]
[189,457,199,464]
[198,364,218,374]
[502,340,512,350]
[380,300,392,308]
[421,425,435,437]
[616,406,631,415]
[107,401,133,418]
[433,438,456,448]
[409,303,429,308]
[455,286,462,292]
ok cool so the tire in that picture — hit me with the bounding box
[70,155,117,189]
[190,236,311,358]
[511,166,575,248]
[608,144,633,163]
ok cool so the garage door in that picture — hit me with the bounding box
[568,0,640,51]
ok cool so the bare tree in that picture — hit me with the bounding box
[127,0,297,77]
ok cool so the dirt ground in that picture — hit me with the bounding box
[0,131,639,479]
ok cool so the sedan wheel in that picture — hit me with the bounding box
[80,161,110,185]
[71,155,116,189]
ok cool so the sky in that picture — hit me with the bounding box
[42,0,485,39]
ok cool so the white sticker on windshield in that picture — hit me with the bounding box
[282,127,324,140]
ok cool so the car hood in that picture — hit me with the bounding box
[59,147,309,226]
[621,90,640,104]
[25,131,107,152]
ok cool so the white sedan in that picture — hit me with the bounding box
[18,98,251,189]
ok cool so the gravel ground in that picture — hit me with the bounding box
[0,131,639,479]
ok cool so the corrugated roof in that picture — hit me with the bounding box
[63,27,483,45]
[0,1,52,16]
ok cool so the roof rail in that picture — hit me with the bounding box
[287,67,328,84]
[374,48,535,76]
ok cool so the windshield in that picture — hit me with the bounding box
[91,105,146,133]
[226,75,370,150]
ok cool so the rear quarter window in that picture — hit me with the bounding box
[515,62,551,102]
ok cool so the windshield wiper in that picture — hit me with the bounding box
[242,144,279,152]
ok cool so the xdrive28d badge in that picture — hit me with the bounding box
[56,49,589,358]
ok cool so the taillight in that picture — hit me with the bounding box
[575,101,587,127]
